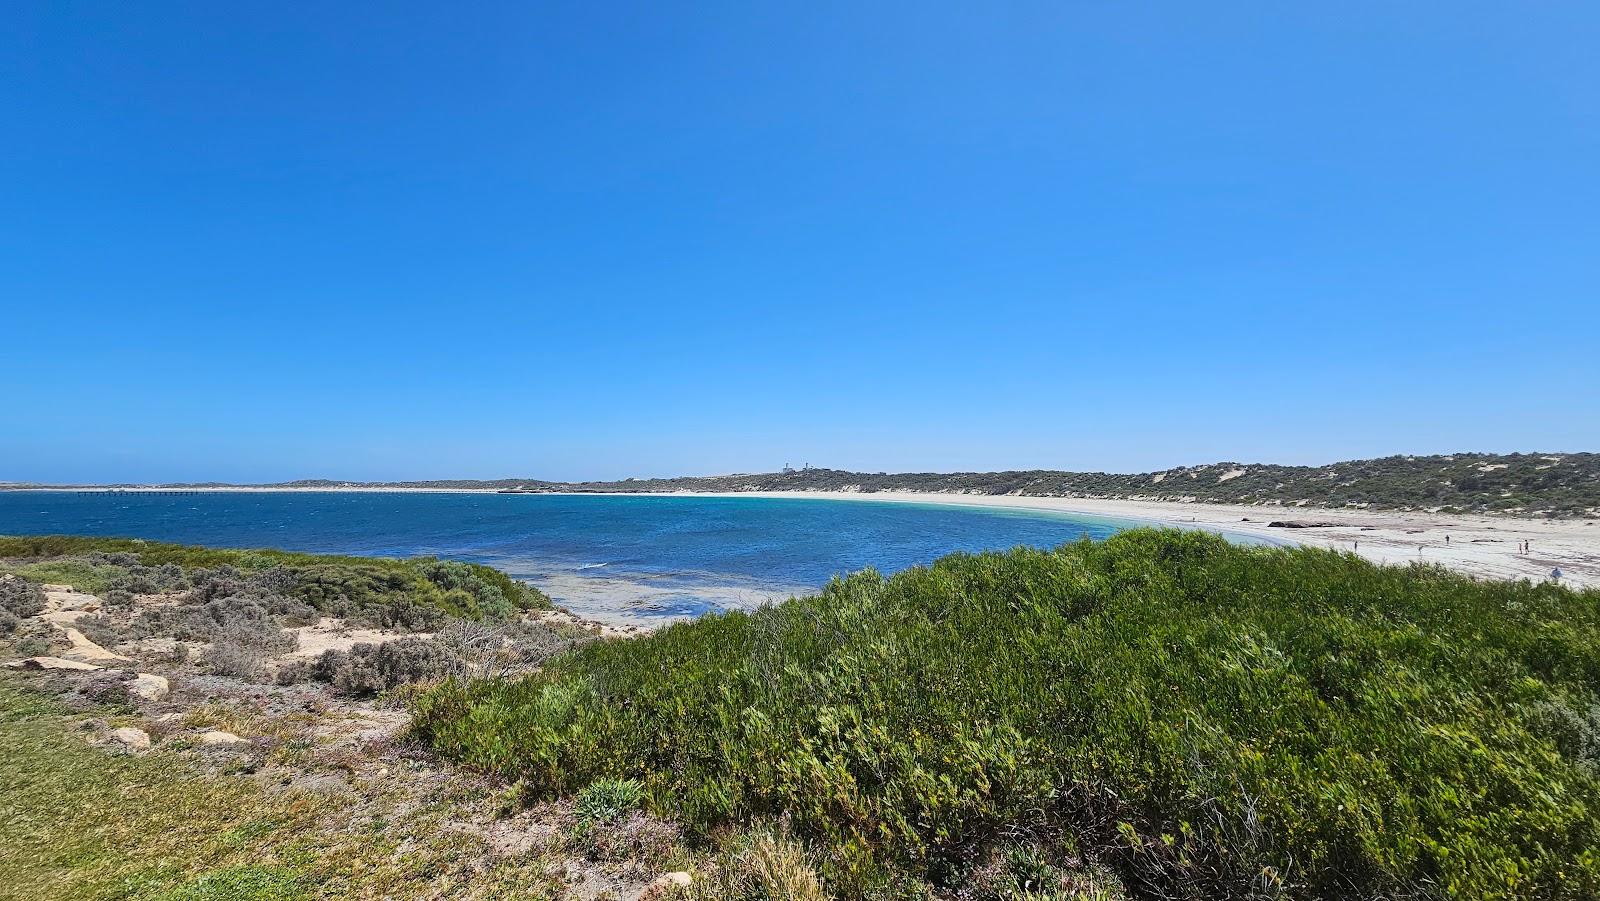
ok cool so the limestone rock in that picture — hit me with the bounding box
[60,628,133,664]
[122,637,180,656]
[45,588,102,611]
[129,673,170,701]
[639,871,693,900]
[198,730,249,748]
[41,588,103,627]
[5,656,103,672]
[109,727,151,751]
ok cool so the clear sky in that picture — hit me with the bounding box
[4,2,1597,483]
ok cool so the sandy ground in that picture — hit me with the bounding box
[284,620,424,657]
[683,491,1600,590]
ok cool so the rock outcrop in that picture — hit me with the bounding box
[638,871,693,900]
[5,656,103,672]
[198,730,249,748]
[109,726,152,751]
[129,673,170,701]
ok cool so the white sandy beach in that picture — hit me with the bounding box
[695,490,1600,590]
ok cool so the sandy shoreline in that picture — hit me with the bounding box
[9,486,1598,590]
[696,490,1600,590]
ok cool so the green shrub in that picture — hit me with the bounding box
[575,776,645,826]
[0,536,552,632]
[73,613,124,649]
[414,529,1600,899]
[11,635,53,657]
[201,640,268,680]
[0,574,45,619]
[312,637,464,696]
[4,558,126,594]
[134,596,298,651]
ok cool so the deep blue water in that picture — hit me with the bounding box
[0,492,1141,625]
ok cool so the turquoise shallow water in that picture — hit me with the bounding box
[0,491,1136,625]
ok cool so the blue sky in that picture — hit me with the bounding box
[4,2,1597,483]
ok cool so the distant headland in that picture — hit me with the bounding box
[8,452,1597,519]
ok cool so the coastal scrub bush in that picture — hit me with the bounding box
[415,559,528,620]
[276,621,591,692]
[131,595,300,651]
[1,574,46,619]
[577,809,683,871]
[73,614,124,649]
[3,557,126,595]
[103,558,190,602]
[575,777,644,826]
[1,575,46,636]
[432,618,594,676]
[312,637,464,696]
[687,830,828,901]
[203,639,275,680]
[0,537,553,631]
[413,529,1600,899]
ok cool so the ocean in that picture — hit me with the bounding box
[0,491,1141,626]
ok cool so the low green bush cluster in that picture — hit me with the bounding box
[0,536,551,629]
[0,574,46,635]
[413,529,1600,899]
[575,777,645,826]
[289,637,464,696]
[276,620,592,696]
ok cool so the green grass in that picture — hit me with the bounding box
[0,678,577,900]
[0,680,278,900]
[413,529,1600,899]
[156,867,308,901]
[7,559,130,595]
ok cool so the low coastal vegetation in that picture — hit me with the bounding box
[22,451,1597,517]
[0,535,550,624]
[0,678,593,900]
[414,529,1600,899]
[0,537,628,899]
[0,536,580,694]
[5,531,1599,899]
[547,452,1600,517]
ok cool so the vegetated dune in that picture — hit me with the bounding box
[415,529,1600,899]
[44,451,1592,518]
[30,452,1600,517]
